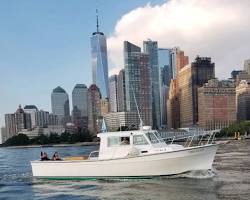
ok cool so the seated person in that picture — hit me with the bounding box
[120,137,130,145]
[52,152,62,161]
[40,152,50,161]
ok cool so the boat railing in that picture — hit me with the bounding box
[160,130,218,147]
[88,151,99,160]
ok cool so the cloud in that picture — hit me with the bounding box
[107,0,250,78]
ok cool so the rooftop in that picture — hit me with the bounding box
[53,86,66,93]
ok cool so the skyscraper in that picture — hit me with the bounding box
[117,69,126,112]
[143,40,161,129]
[72,84,88,116]
[51,86,70,125]
[24,105,38,128]
[72,84,88,128]
[5,105,32,139]
[236,80,250,121]
[109,75,118,112]
[15,105,31,132]
[35,110,49,127]
[90,10,109,100]
[244,59,250,74]
[170,47,189,79]
[124,41,152,126]
[88,84,101,134]
[158,48,172,86]
[178,56,215,127]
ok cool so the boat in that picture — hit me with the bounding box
[31,126,219,179]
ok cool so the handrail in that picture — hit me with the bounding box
[88,151,99,159]
[188,135,195,147]
[161,131,217,148]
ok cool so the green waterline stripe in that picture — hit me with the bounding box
[35,176,158,181]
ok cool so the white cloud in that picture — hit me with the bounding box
[107,0,250,78]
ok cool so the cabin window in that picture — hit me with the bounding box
[107,136,130,147]
[120,137,130,145]
[108,137,120,147]
[133,135,148,145]
[146,132,159,144]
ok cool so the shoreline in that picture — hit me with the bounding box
[2,142,100,149]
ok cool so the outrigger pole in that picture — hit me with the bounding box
[131,86,143,130]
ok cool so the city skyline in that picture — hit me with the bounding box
[1,0,250,128]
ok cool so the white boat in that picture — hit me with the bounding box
[31,127,219,179]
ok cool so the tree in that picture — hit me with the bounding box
[4,134,30,146]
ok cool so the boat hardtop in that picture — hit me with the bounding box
[94,127,184,160]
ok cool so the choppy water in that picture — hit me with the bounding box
[0,140,249,200]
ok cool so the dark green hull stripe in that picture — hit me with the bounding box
[35,176,159,180]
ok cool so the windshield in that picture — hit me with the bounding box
[146,132,159,144]
[146,131,165,144]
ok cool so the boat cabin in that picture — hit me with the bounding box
[96,127,183,160]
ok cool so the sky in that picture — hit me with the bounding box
[0,0,250,128]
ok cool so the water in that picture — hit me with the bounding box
[0,141,249,200]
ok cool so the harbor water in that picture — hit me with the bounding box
[0,140,249,200]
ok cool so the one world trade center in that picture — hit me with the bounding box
[90,10,109,100]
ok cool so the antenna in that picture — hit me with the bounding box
[131,86,143,130]
[96,9,99,32]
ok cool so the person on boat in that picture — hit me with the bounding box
[40,152,50,161]
[121,137,129,145]
[52,152,61,161]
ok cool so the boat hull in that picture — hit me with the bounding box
[31,144,218,179]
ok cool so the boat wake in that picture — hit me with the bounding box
[168,168,217,179]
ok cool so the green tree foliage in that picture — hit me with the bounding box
[4,129,94,146]
[218,121,250,137]
[4,134,30,146]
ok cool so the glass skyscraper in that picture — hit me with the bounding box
[143,40,161,129]
[72,84,88,117]
[124,41,152,127]
[158,48,172,86]
[90,12,109,100]
[51,86,70,125]
[72,84,88,128]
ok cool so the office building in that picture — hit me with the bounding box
[236,80,250,121]
[161,85,169,128]
[24,105,38,128]
[90,11,109,99]
[178,56,215,127]
[235,71,250,86]
[117,69,126,112]
[244,59,250,74]
[4,105,32,139]
[158,48,172,86]
[143,40,161,128]
[109,75,118,112]
[170,47,189,79]
[48,114,59,126]
[0,127,7,144]
[231,70,243,80]
[51,86,70,125]
[198,79,236,130]
[72,84,88,128]
[35,110,49,127]
[167,79,180,129]
[124,41,152,127]
[72,84,88,117]
[88,84,101,134]
[103,112,139,131]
